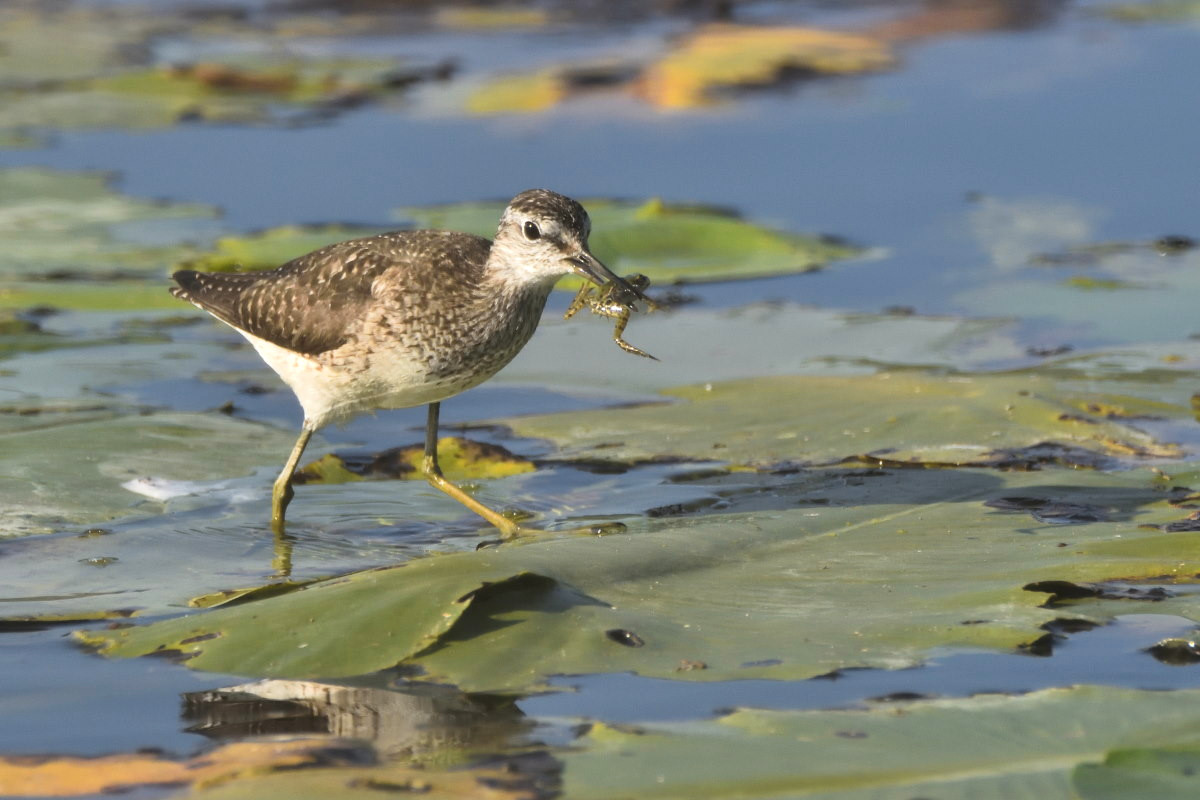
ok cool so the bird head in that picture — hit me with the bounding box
[492,189,648,306]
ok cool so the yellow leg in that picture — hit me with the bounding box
[422,402,522,539]
[271,425,313,535]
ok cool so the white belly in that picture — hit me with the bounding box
[244,334,473,428]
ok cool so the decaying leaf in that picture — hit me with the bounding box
[294,437,536,485]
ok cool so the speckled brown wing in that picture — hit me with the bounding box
[170,232,491,357]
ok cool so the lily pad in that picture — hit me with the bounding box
[637,23,896,109]
[465,70,565,115]
[1074,745,1200,799]
[0,7,442,137]
[80,463,1200,691]
[502,371,1187,469]
[561,687,1200,800]
[466,24,895,113]
[1102,1,1200,22]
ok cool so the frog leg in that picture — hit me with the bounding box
[586,298,658,361]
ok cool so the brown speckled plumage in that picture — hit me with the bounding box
[170,189,642,533]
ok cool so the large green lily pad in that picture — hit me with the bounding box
[561,686,1200,799]
[80,461,1200,691]
[502,370,1188,469]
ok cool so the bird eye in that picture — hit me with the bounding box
[523,221,541,241]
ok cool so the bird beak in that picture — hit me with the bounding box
[569,249,647,306]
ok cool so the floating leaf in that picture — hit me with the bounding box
[636,24,896,109]
[0,7,439,137]
[466,71,564,115]
[434,7,550,29]
[502,371,1186,469]
[466,24,895,113]
[81,464,1200,691]
[1074,745,1200,800]
[1102,1,1200,22]
[562,687,1200,800]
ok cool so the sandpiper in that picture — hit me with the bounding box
[171,189,647,536]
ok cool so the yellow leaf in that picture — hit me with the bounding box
[636,24,895,109]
